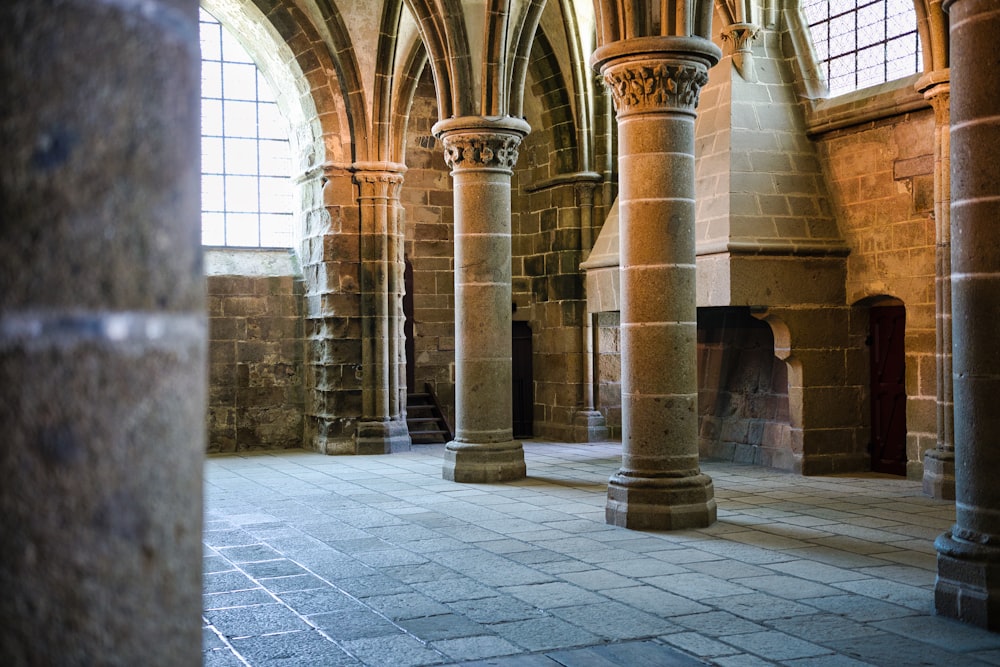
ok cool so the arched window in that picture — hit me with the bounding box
[801,0,922,97]
[199,8,294,247]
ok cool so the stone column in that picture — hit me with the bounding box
[1,0,204,663]
[573,179,610,442]
[434,116,528,482]
[934,0,1000,629]
[593,36,721,530]
[919,73,955,500]
[355,163,411,453]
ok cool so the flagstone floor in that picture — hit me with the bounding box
[203,442,1000,666]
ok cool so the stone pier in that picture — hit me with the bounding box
[592,36,721,530]
[934,0,1000,630]
[0,0,205,662]
[434,116,528,483]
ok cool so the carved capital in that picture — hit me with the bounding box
[721,22,760,82]
[721,22,759,54]
[439,132,523,172]
[601,60,710,115]
[354,170,404,200]
[575,180,597,207]
[917,71,951,126]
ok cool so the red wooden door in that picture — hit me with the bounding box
[870,305,907,475]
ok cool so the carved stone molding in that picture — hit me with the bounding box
[354,170,404,200]
[432,115,530,173]
[721,22,760,82]
[353,162,406,200]
[601,60,710,115]
[439,132,523,171]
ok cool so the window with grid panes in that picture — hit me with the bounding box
[801,0,922,97]
[200,8,294,247]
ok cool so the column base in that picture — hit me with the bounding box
[356,419,411,454]
[572,410,610,442]
[443,440,526,483]
[935,530,1000,630]
[923,449,956,500]
[606,472,716,531]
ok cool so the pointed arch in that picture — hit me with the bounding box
[374,0,406,162]
[406,0,472,118]
[526,28,578,174]
[390,41,430,163]
[594,0,715,44]
[914,0,949,72]
[311,0,372,162]
[556,0,597,172]
[507,0,546,119]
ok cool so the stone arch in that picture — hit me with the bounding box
[201,0,350,171]
[914,0,949,73]
[524,29,579,176]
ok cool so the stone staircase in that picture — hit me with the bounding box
[405,383,452,444]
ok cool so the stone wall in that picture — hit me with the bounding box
[510,35,590,440]
[206,249,305,452]
[402,69,457,426]
[813,107,937,477]
[596,311,622,437]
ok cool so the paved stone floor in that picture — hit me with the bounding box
[203,442,1000,666]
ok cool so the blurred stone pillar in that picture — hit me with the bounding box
[355,163,411,453]
[0,0,204,663]
[434,116,528,482]
[934,0,1000,629]
[593,36,721,529]
[919,72,955,500]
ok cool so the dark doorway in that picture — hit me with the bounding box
[512,321,533,438]
[870,305,907,475]
[403,258,415,391]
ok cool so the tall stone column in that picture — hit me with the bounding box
[934,0,1000,629]
[355,163,411,453]
[434,116,528,482]
[919,73,955,500]
[1,0,204,663]
[593,36,721,530]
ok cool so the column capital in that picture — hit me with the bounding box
[592,36,721,116]
[352,162,406,199]
[917,69,951,124]
[575,179,598,207]
[432,116,530,173]
[721,22,760,52]
[721,22,760,82]
[917,68,950,99]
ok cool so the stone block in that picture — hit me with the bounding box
[935,533,1000,631]
[606,473,717,531]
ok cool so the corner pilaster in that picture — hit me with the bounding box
[354,162,411,454]
[917,72,955,500]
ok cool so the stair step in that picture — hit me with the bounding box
[404,383,453,443]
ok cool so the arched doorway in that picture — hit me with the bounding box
[869,302,908,475]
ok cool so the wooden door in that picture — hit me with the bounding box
[870,305,907,475]
[512,321,534,438]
